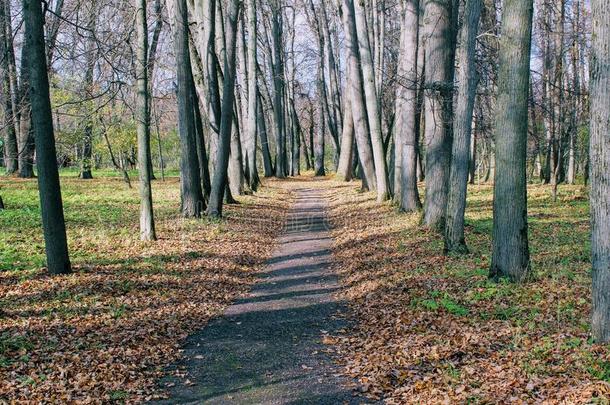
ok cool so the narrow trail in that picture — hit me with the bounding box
[156,187,363,404]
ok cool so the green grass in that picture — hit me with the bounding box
[0,169,181,274]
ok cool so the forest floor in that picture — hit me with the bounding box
[1,173,609,403]
[0,172,292,402]
[322,178,610,403]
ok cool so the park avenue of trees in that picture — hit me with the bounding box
[0,0,609,399]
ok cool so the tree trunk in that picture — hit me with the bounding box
[18,34,34,179]
[135,0,156,241]
[0,0,17,174]
[24,0,71,274]
[590,0,610,342]
[339,1,376,190]
[80,4,96,180]
[422,0,457,230]
[353,0,390,202]
[228,112,245,196]
[172,0,204,217]
[271,0,286,178]
[315,67,326,176]
[257,90,274,177]
[395,0,422,212]
[489,0,533,282]
[191,78,212,197]
[444,0,482,253]
[207,0,240,218]
[336,96,354,181]
[245,0,260,190]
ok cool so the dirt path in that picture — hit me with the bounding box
[156,187,362,404]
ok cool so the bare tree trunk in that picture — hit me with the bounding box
[24,0,71,274]
[135,0,156,241]
[271,0,286,178]
[171,0,204,217]
[257,90,274,176]
[0,0,17,174]
[422,0,457,230]
[590,0,610,342]
[353,0,390,202]
[490,0,533,282]
[315,66,326,176]
[80,4,97,180]
[444,0,482,253]
[207,0,240,218]
[336,96,354,181]
[340,0,376,190]
[245,0,260,190]
[18,35,34,179]
[228,112,245,196]
[395,0,422,212]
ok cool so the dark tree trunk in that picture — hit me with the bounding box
[590,0,610,342]
[444,0,482,253]
[192,78,212,198]
[257,91,274,177]
[489,0,533,282]
[314,67,326,177]
[271,0,286,178]
[24,0,71,274]
[0,0,17,174]
[80,4,96,180]
[207,0,240,218]
[173,0,204,217]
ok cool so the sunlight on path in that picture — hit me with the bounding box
[155,186,367,404]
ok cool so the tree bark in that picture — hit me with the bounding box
[172,0,204,217]
[395,0,422,212]
[271,0,286,178]
[207,0,240,218]
[353,0,390,202]
[444,0,482,253]
[257,90,274,176]
[0,0,17,174]
[135,0,156,241]
[24,0,71,274]
[340,0,376,191]
[422,0,457,230]
[80,4,96,180]
[245,0,260,190]
[336,95,354,181]
[590,0,610,342]
[489,0,533,282]
[315,65,326,176]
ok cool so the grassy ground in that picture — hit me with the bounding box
[0,172,291,402]
[324,180,609,403]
